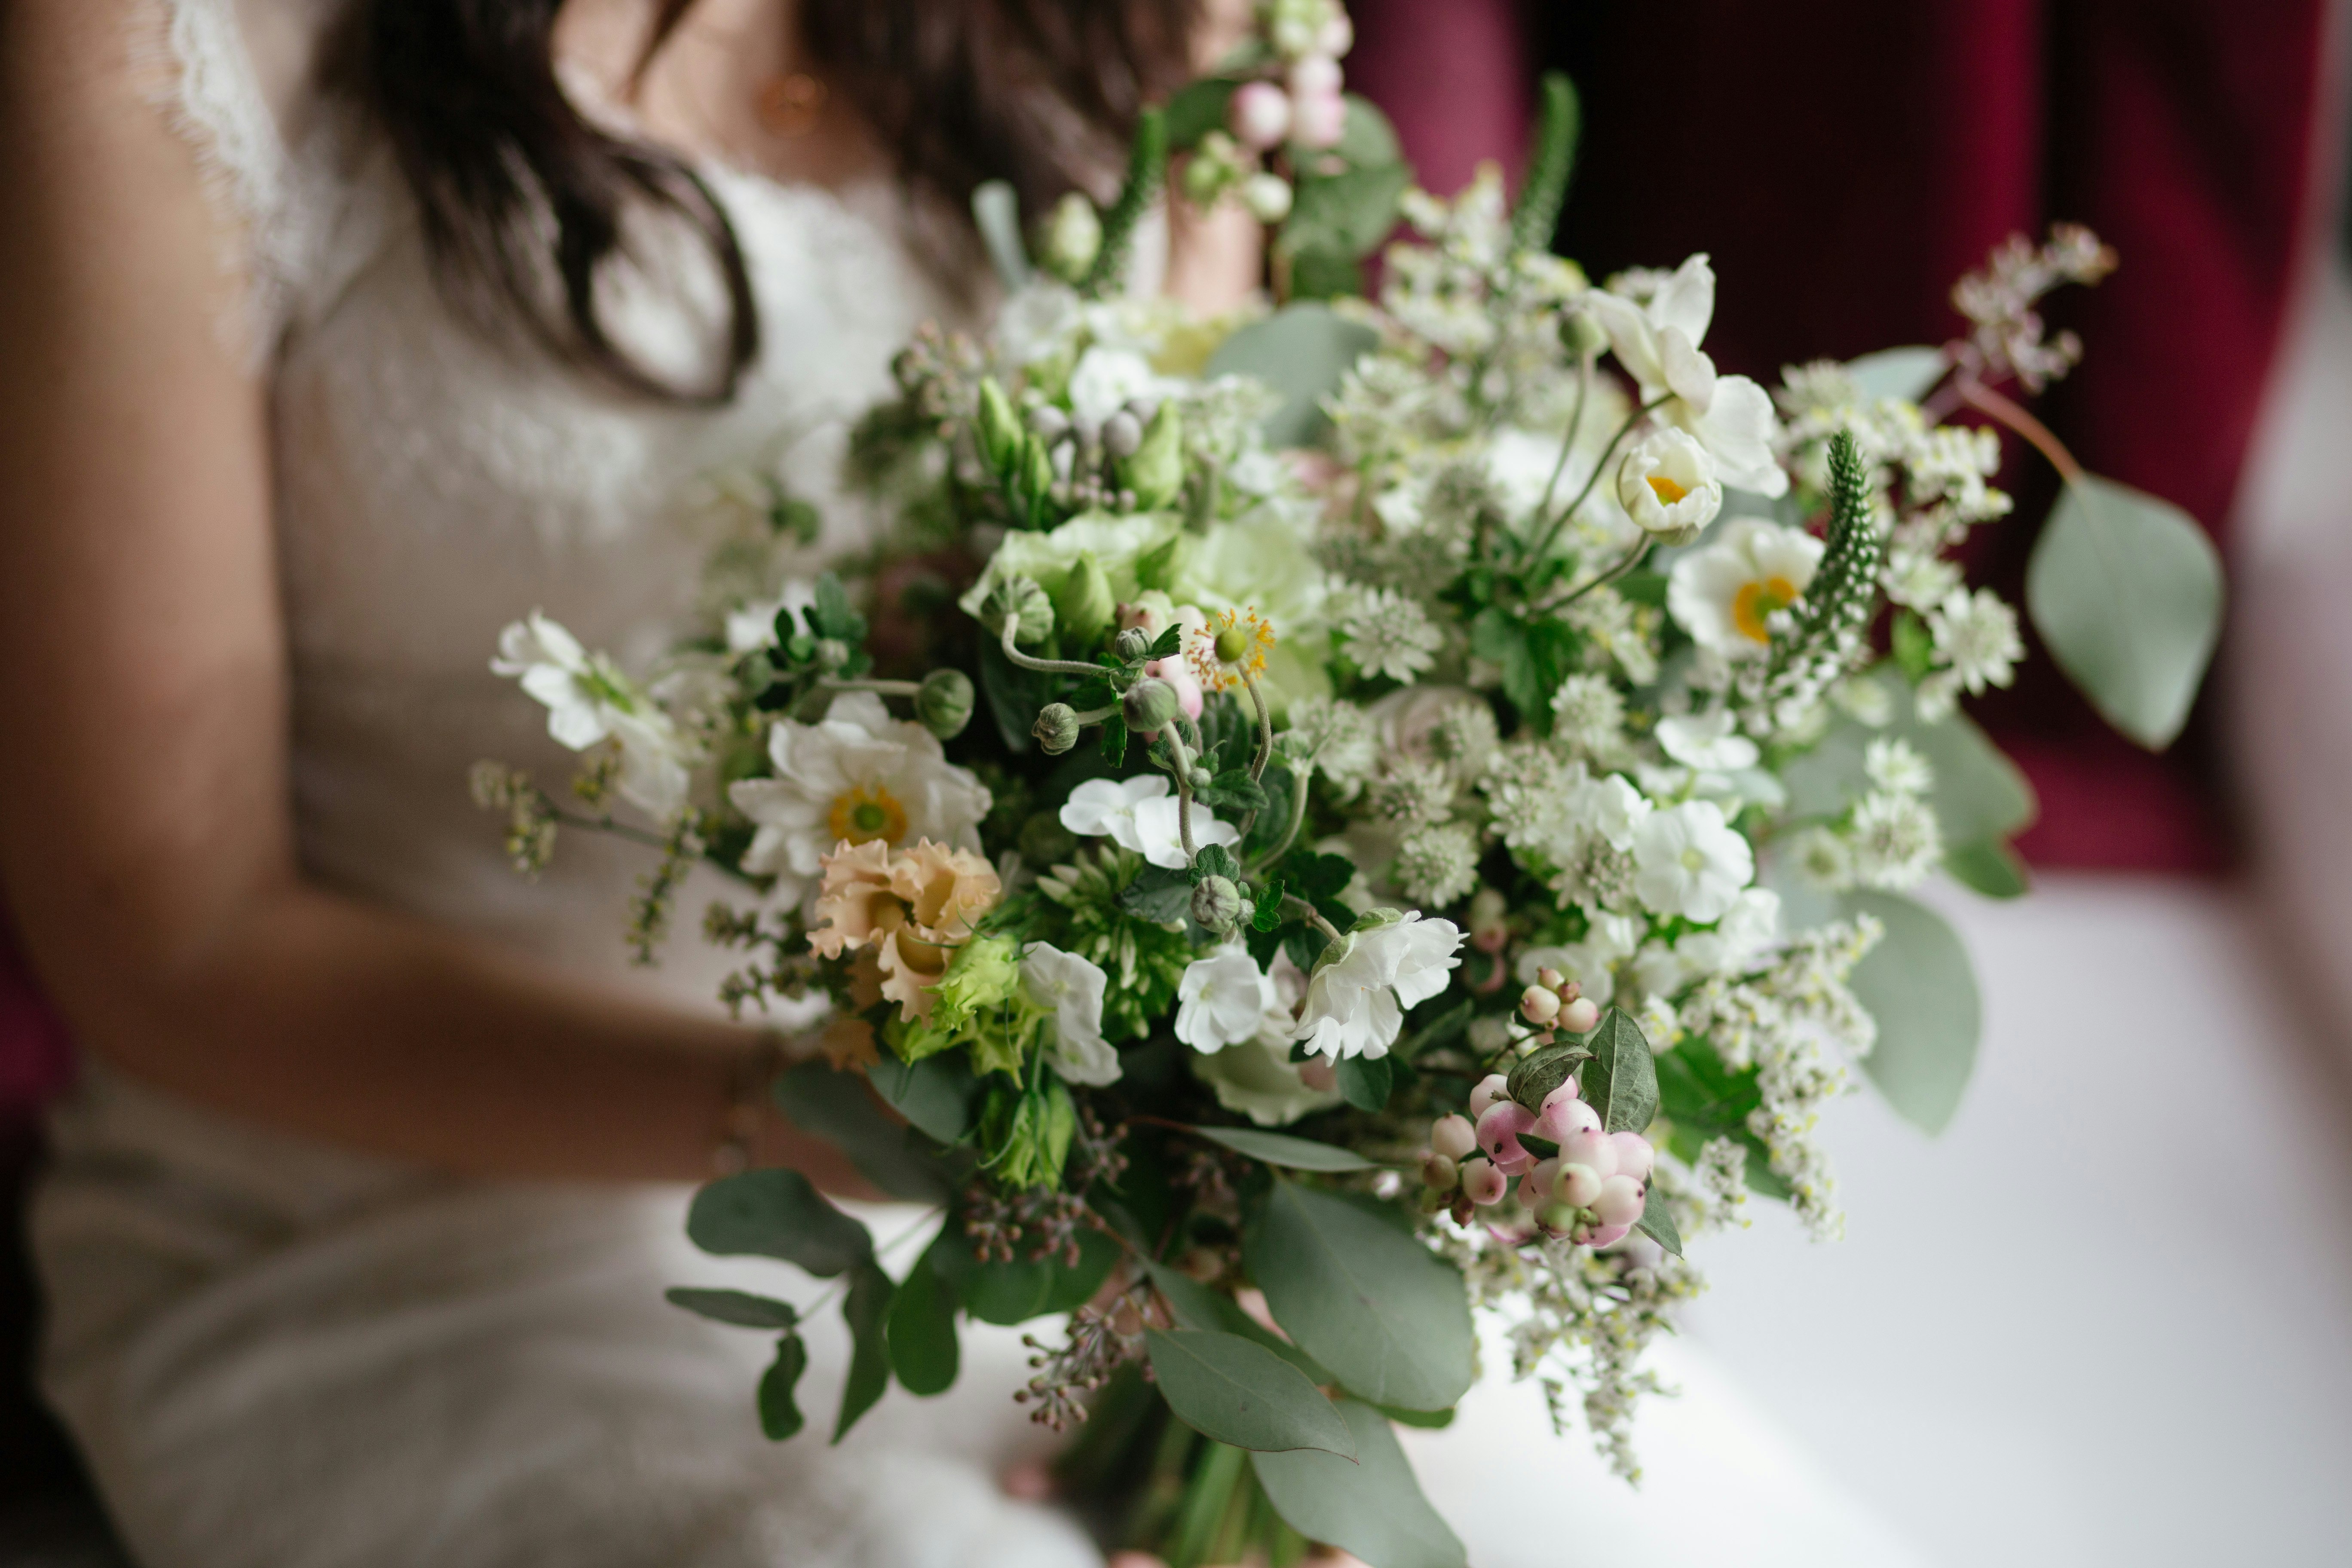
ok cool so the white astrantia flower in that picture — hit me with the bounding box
[1550,674,1626,757]
[1335,585,1444,683]
[1616,427,1723,545]
[728,692,991,892]
[1293,910,1465,1060]
[1864,736,1933,797]
[1283,694,1377,800]
[1020,943,1121,1086]
[1929,587,2024,698]
[1880,545,1963,612]
[1393,821,1481,908]
[1847,790,1943,891]
[1630,799,1755,923]
[1174,946,1279,1053]
[1656,710,1761,772]
[1059,775,1240,870]
[1666,518,1826,661]
[1586,253,1788,496]
[493,612,694,816]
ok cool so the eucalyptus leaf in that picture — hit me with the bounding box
[1581,1008,1659,1134]
[1335,94,1403,167]
[1944,839,2030,900]
[687,1170,873,1278]
[1145,1261,1332,1385]
[664,1286,799,1330]
[1841,891,1980,1134]
[1780,668,2037,846]
[1146,1329,1357,1456]
[1335,1054,1392,1112]
[1191,1125,1381,1172]
[775,1062,954,1203]
[1844,345,1948,403]
[886,1234,962,1396]
[1165,77,1237,150]
[1246,1182,1473,1412]
[1284,161,1414,260]
[1204,303,1381,448]
[757,1332,809,1440]
[833,1262,895,1443]
[1634,1182,1683,1257]
[2026,474,2224,750]
[1252,1401,1468,1568]
[869,1051,977,1145]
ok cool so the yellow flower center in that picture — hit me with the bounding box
[829,783,908,847]
[1647,474,1690,505]
[1732,576,1799,644]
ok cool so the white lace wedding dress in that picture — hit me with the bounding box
[28,4,1931,1565]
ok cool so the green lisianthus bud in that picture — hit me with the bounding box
[1121,677,1180,733]
[986,576,1054,646]
[1189,874,1245,934]
[1052,551,1115,649]
[1032,702,1082,755]
[975,377,1021,474]
[1119,401,1183,511]
[914,668,975,739]
[983,1078,1077,1189]
[1559,308,1608,358]
[931,934,1020,1031]
[1018,432,1057,517]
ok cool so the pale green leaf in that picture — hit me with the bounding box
[1145,1329,1358,1455]
[686,1170,873,1278]
[1252,1401,1467,1568]
[1144,1261,1332,1384]
[1190,1124,1381,1171]
[1841,891,1981,1134]
[1844,346,1948,402]
[1944,839,2030,900]
[1204,303,1381,448]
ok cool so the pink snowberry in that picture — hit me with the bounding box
[1609,1131,1656,1184]
[1475,1100,1537,1176]
[1227,81,1292,150]
[1290,89,1346,150]
[1519,984,1561,1026]
[1557,1163,1604,1207]
[1421,1153,1459,1191]
[1535,966,1565,991]
[1559,1127,1618,1178]
[1287,55,1342,101]
[1524,1157,1562,1205]
[1428,1113,1477,1161]
[1559,996,1601,1033]
[1467,1073,1511,1119]
[1535,1086,1599,1143]
[1593,1174,1646,1227]
[1460,1157,1506,1206]
[1573,1220,1633,1249]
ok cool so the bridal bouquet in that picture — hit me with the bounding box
[477,5,2222,1562]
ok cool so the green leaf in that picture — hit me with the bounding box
[2026,474,2224,750]
[1581,1007,1659,1134]
[1204,302,1381,448]
[809,573,864,643]
[686,1170,873,1277]
[774,1062,954,1203]
[1841,890,1980,1134]
[886,1233,962,1396]
[1097,714,1129,767]
[1246,1182,1474,1412]
[1634,1181,1683,1257]
[1165,77,1237,150]
[757,1332,809,1440]
[1286,246,1366,302]
[1202,770,1269,813]
[1252,876,1288,931]
[970,179,1028,293]
[1189,843,1242,885]
[1335,1054,1392,1112]
[1190,1125,1381,1172]
[1146,1329,1358,1456]
[664,1286,800,1330]
[1844,345,1948,403]
[1505,1039,1592,1112]
[834,1262,895,1442]
[1891,608,1935,681]
[1252,1401,1468,1568]
[1944,839,2030,899]
[1781,669,2037,848]
[1147,622,1185,660]
[1335,94,1403,168]
[869,1050,977,1145]
[1143,1261,1333,1384]
[1284,161,1413,260]
[1120,864,1194,924]
[1286,851,1355,900]
[1376,1403,1457,1430]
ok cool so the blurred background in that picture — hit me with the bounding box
[6,1,2351,1562]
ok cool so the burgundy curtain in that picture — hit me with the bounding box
[1352,0,2333,873]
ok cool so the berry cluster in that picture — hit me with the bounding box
[1418,1069,1656,1249]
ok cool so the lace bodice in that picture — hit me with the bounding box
[152,0,954,1003]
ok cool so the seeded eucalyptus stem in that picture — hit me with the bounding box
[1957,376,2085,484]
[998,615,1104,678]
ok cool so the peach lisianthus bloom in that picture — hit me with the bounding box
[810,838,1002,1020]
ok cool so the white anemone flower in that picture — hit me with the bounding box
[1655,710,1761,772]
[727,692,991,896]
[1586,253,1788,496]
[1666,518,1826,660]
[1020,943,1121,1086]
[1175,946,1280,1052]
[1060,775,1239,870]
[1293,911,1465,1060]
[1615,428,1723,545]
[493,612,693,816]
[1630,799,1755,923]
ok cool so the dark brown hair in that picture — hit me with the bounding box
[360,0,1197,404]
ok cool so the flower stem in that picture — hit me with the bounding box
[1524,393,1669,567]
[999,616,1106,678]
[1540,534,1653,613]
[1957,376,2084,484]
[818,677,922,697]
[1231,674,1276,844]
[1248,759,1314,875]
[1534,350,1595,521]
[1162,729,1200,861]
[1282,894,1343,944]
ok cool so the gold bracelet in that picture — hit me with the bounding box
[710,1031,786,1176]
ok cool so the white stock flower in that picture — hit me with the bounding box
[1615,427,1723,545]
[1929,588,2024,698]
[1666,518,1826,660]
[1655,710,1761,772]
[1587,253,1788,495]
[1293,911,1465,1060]
[1020,943,1121,1086]
[1175,946,1279,1052]
[492,612,693,816]
[1058,775,1240,870]
[1631,799,1754,923]
[728,692,991,889]
[1336,586,1444,683]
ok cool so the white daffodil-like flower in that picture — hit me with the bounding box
[493,612,693,816]
[1616,428,1723,545]
[1666,518,1826,660]
[728,692,991,895]
[1293,910,1465,1060]
[1587,253,1789,496]
[1020,943,1121,1086]
[1656,710,1761,772]
[1929,587,2024,697]
[1335,585,1444,684]
[723,580,819,654]
[1174,946,1279,1052]
[1058,775,1240,870]
[1864,736,1934,797]
[1630,799,1755,923]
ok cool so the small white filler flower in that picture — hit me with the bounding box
[492,612,693,817]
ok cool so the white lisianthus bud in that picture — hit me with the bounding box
[1617,426,1724,545]
[1228,81,1293,150]
[1240,172,1294,224]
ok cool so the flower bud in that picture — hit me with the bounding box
[1181,148,1236,207]
[1032,703,1082,755]
[1469,888,1508,950]
[1052,551,1116,648]
[1113,626,1154,663]
[1608,1131,1656,1185]
[1559,996,1601,1033]
[1420,1153,1459,1191]
[1145,656,1204,723]
[1559,308,1609,359]
[1459,1157,1505,1206]
[1122,677,1180,733]
[915,668,975,739]
[1227,80,1292,150]
[1593,1175,1645,1227]
[1558,1163,1604,1207]
[1189,874,1245,933]
[1240,172,1294,224]
[1519,984,1562,1026]
[1037,190,1102,282]
[1290,89,1346,149]
[1467,1072,1511,1119]
[1018,431,1057,513]
[975,377,1020,473]
[1536,967,1565,991]
[1119,401,1184,511]
[1560,1127,1618,1178]
[1617,427,1723,546]
[1102,410,1144,458]
[1428,1113,1477,1161]
[986,576,1055,646]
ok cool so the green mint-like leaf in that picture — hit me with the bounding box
[757,1332,809,1440]
[1188,843,1240,885]
[1252,876,1287,931]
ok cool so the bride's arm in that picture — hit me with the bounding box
[0,2,865,1189]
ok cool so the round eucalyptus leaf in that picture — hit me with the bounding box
[1842,891,1981,1134]
[1145,1329,1357,1456]
[1252,1401,1467,1568]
